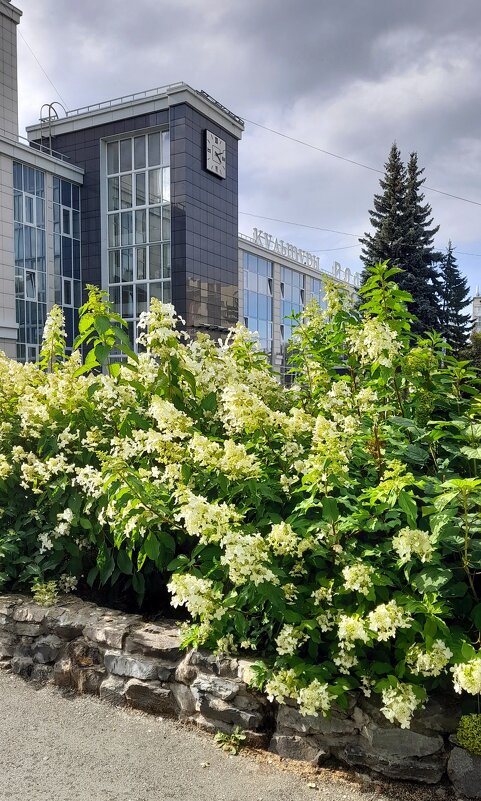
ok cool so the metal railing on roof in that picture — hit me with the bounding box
[62,83,243,126]
[64,82,187,118]
[0,127,71,162]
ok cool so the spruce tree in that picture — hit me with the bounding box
[360,145,442,334]
[438,241,472,353]
[360,143,407,283]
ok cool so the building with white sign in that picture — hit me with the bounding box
[0,0,357,368]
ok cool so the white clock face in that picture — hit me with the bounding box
[206,130,226,178]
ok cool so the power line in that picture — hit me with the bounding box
[243,118,481,209]
[239,211,360,238]
[18,31,69,110]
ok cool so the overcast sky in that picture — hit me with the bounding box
[14,0,481,297]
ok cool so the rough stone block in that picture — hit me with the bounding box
[74,666,105,695]
[53,656,73,689]
[191,673,240,701]
[124,622,181,660]
[99,675,127,707]
[269,734,330,764]
[10,655,33,678]
[10,622,44,637]
[447,746,481,798]
[11,604,46,624]
[363,722,444,758]
[170,681,196,715]
[46,604,99,641]
[0,595,18,616]
[197,694,265,730]
[84,614,136,650]
[125,679,178,716]
[175,654,198,685]
[0,633,15,659]
[412,694,463,736]
[33,634,63,664]
[334,738,446,784]
[104,651,159,681]
[68,638,103,668]
[276,705,357,742]
[188,649,239,679]
[30,663,53,684]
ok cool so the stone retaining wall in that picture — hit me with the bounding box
[0,593,479,797]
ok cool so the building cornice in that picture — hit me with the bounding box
[0,1,22,25]
[26,83,244,141]
[0,134,84,181]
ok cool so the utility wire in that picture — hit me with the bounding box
[243,118,481,208]
[18,31,69,110]
[239,210,361,238]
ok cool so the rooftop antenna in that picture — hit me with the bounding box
[39,101,66,155]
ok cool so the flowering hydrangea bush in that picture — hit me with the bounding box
[1,265,481,730]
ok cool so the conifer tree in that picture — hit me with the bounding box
[438,241,472,353]
[360,143,407,282]
[360,145,442,333]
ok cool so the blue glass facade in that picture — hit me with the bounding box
[107,131,171,346]
[243,252,273,355]
[53,177,81,348]
[310,276,327,309]
[13,162,46,362]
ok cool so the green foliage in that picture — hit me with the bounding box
[1,264,481,730]
[214,726,246,754]
[438,242,472,354]
[457,714,481,756]
[360,144,441,333]
[31,579,59,607]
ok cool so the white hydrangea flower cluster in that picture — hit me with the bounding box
[137,299,185,352]
[167,573,224,623]
[265,668,298,704]
[346,318,402,367]
[298,679,331,717]
[221,385,272,434]
[74,466,104,500]
[452,657,481,695]
[267,522,311,558]
[342,562,374,596]
[58,574,78,593]
[148,398,192,439]
[317,610,337,632]
[275,624,307,656]
[220,531,278,586]
[355,386,379,414]
[311,584,333,605]
[407,640,453,677]
[188,433,261,480]
[337,614,370,648]
[0,455,10,480]
[367,600,411,641]
[175,491,241,544]
[392,527,434,563]
[381,683,423,729]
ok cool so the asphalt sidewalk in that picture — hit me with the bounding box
[0,670,431,801]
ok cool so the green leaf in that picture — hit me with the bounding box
[322,497,339,523]
[116,549,133,575]
[143,533,160,562]
[201,392,217,412]
[413,567,453,593]
[86,566,98,587]
[94,315,113,335]
[471,603,481,631]
[398,490,417,523]
[94,343,111,365]
[132,572,145,603]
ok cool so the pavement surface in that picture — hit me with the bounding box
[0,670,439,801]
